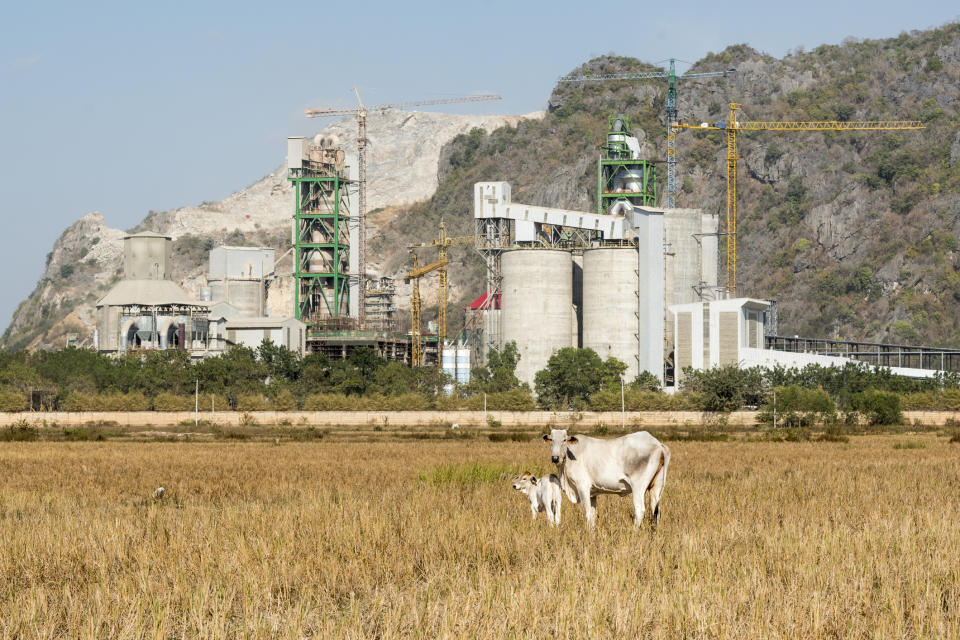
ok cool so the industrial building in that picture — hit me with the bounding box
[94,113,955,386]
[473,115,721,386]
[96,232,210,355]
[470,114,959,386]
[287,135,413,363]
[96,232,305,357]
[670,298,960,380]
[207,246,275,318]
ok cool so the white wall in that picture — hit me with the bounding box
[739,347,940,379]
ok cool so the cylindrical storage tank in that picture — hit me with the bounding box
[501,249,573,387]
[582,247,641,382]
[209,279,265,317]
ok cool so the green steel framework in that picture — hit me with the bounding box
[597,115,658,215]
[289,169,352,326]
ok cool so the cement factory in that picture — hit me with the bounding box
[93,93,960,389]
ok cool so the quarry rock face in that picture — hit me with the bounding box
[8,25,960,352]
[3,110,541,350]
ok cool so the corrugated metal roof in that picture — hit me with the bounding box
[96,279,201,307]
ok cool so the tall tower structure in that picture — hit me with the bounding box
[597,115,658,215]
[287,137,352,326]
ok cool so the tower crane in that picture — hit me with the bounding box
[674,103,924,294]
[559,59,736,207]
[406,221,474,368]
[306,90,501,327]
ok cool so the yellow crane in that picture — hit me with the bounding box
[306,90,501,326]
[406,221,474,368]
[674,102,924,294]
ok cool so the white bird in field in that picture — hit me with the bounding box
[153,487,166,499]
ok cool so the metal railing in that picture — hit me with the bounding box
[765,335,960,372]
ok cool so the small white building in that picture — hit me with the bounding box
[224,317,306,355]
[442,346,471,385]
[669,298,942,385]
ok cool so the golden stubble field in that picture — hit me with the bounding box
[1,434,958,639]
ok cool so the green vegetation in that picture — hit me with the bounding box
[533,347,626,410]
[0,342,954,419]
[418,461,520,485]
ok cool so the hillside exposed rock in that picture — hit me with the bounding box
[378,24,960,347]
[2,110,540,350]
[8,23,960,352]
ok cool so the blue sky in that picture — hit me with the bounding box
[1,0,957,336]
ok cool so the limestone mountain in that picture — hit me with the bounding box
[7,22,960,352]
[380,22,960,348]
[1,110,539,350]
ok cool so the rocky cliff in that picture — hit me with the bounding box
[377,24,960,348]
[1,110,541,350]
[8,23,960,352]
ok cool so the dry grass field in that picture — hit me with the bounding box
[1,433,958,638]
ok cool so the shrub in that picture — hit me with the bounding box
[486,389,536,411]
[289,426,329,441]
[272,389,297,411]
[758,385,837,427]
[61,392,91,411]
[681,365,767,411]
[152,392,194,411]
[851,390,903,426]
[62,426,107,441]
[589,389,701,411]
[236,394,272,411]
[375,393,432,411]
[900,389,960,410]
[0,390,28,412]
[303,393,354,411]
[0,420,38,441]
[62,392,150,411]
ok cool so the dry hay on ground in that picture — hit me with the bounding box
[0,435,958,638]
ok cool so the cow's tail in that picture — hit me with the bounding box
[650,444,671,523]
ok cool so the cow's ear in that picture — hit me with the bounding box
[542,434,551,442]
[530,477,538,485]
[567,436,579,444]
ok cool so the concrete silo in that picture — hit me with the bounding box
[500,249,573,386]
[207,246,275,318]
[581,247,641,381]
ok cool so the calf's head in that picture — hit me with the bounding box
[512,472,537,492]
[542,428,578,464]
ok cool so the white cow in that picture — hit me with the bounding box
[511,471,562,525]
[543,428,670,528]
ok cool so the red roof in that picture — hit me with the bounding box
[467,292,500,310]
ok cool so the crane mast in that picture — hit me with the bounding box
[675,103,924,294]
[406,221,473,368]
[306,91,501,329]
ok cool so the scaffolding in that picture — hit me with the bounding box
[365,277,398,331]
[289,156,352,327]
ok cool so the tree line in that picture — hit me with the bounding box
[1,341,958,422]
